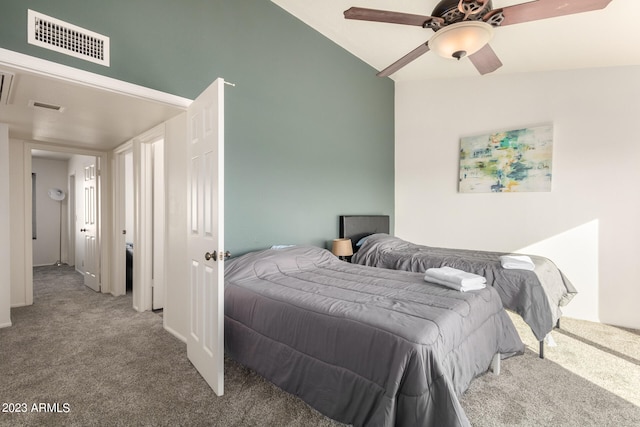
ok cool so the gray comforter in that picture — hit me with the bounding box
[352,234,577,341]
[225,246,524,427]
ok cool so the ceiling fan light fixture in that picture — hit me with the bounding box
[429,21,494,60]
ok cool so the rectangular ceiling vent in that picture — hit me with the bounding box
[27,9,110,67]
[28,99,65,113]
[0,71,14,105]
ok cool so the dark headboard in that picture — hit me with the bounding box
[339,215,390,253]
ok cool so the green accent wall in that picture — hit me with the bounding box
[0,0,394,255]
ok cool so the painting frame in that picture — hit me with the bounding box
[458,124,553,193]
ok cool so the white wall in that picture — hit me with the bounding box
[0,124,11,328]
[32,158,69,266]
[163,113,188,341]
[8,140,28,307]
[395,65,640,329]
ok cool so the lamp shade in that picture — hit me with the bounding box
[332,238,353,257]
[428,21,494,59]
[48,188,66,201]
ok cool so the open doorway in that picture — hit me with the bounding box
[29,147,103,296]
[31,152,71,268]
[1,49,188,321]
[112,143,134,298]
[29,134,167,312]
[113,125,166,312]
[125,150,134,294]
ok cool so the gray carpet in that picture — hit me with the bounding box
[461,314,640,427]
[1,265,639,426]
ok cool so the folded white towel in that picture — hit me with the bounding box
[500,255,535,271]
[425,276,487,292]
[424,266,486,292]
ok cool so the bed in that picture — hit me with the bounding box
[340,215,577,358]
[224,245,524,427]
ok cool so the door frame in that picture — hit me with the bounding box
[112,140,133,298]
[0,48,191,110]
[24,143,108,302]
[151,136,166,310]
[134,126,164,312]
[112,124,166,312]
[2,48,190,306]
[67,173,76,268]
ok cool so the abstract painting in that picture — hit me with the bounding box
[459,124,553,193]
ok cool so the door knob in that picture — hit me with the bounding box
[80,228,87,232]
[205,251,217,261]
[223,251,231,259]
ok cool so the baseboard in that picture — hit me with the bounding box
[10,302,28,308]
[0,320,12,329]
[164,323,187,343]
[32,263,73,267]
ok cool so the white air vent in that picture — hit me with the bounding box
[28,99,65,113]
[27,9,110,67]
[0,71,14,104]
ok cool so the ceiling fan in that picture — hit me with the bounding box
[344,0,613,77]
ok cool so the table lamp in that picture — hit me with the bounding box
[332,238,353,261]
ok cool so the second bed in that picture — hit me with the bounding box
[340,215,577,357]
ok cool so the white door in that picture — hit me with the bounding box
[83,162,100,292]
[186,78,225,396]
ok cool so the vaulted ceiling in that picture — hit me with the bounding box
[2,1,639,152]
[272,0,640,81]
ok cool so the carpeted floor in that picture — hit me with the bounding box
[1,265,639,426]
[461,314,640,426]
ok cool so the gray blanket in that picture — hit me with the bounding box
[352,234,577,341]
[225,246,524,427]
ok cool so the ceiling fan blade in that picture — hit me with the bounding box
[377,42,430,78]
[468,44,503,75]
[499,0,613,26]
[344,7,438,27]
